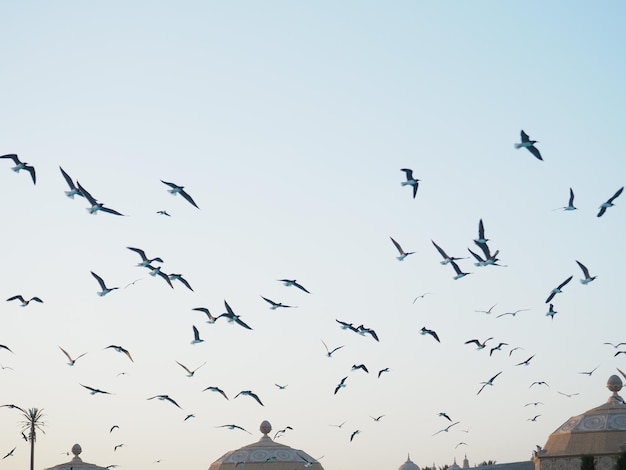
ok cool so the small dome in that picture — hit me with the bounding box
[399,454,420,470]
[209,421,324,470]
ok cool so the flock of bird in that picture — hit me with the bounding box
[0,130,623,469]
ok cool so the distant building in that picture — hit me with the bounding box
[399,454,420,470]
[44,443,107,470]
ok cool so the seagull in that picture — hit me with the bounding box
[193,307,218,324]
[514,130,543,161]
[91,272,119,296]
[217,300,252,330]
[80,384,112,395]
[161,180,199,208]
[105,345,134,362]
[216,424,251,434]
[477,371,503,395]
[474,219,489,245]
[168,273,193,291]
[126,247,164,268]
[0,364,14,371]
[497,309,529,318]
[356,324,379,342]
[400,168,420,198]
[0,154,36,184]
[329,421,346,428]
[605,342,626,349]
[2,447,16,459]
[156,210,171,216]
[176,361,206,377]
[530,381,549,388]
[77,182,124,216]
[278,279,310,293]
[525,402,544,407]
[297,454,324,468]
[516,355,535,366]
[475,303,497,314]
[274,426,293,439]
[465,337,493,350]
[58,346,87,366]
[59,166,83,198]
[148,395,182,409]
[351,364,369,373]
[546,303,558,319]
[261,296,294,310]
[527,415,541,422]
[432,421,460,436]
[203,386,229,400]
[597,186,624,217]
[234,390,264,406]
[275,384,288,390]
[110,425,119,433]
[553,188,577,211]
[432,240,466,265]
[191,326,204,344]
[146,265,173,288]
[184,414,195,421]
[378,367,390,378]
[455,442,468,449]
[334,376,348,395]
[390,236,415,261]
[321,340,344,358]
[370,415,385,422]
[450,260,471,280]
[336,319,358,332]
[0,404,24,412]
[114,444,126,452]
[0,344,14,354]
[545,276,573,303]
[413,292,431,303]
[349,430,361,442]
[579,366,599,376]
[489,342,509,356]
[6,295,43,307]
[420,327,440,342]
[576,260,597,285]
[558,391,580,398]
[438,412,452,422]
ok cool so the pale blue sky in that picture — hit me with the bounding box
[1,2,626,470]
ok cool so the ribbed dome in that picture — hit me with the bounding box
[541,375,626,456]
[399,454,420,470]
[209,421,323,470]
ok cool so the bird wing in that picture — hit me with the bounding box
[165,396,182,408]
[527,145,543,161]
[431,240,449,259]
[558,275,573,289]
[467,248,484,262]
[161,180,177,189]
[58,346,73,362]
[400,168,413,180]
[91,272,107,290]
[0,154,20,164]
[412,182,419,198]
[235,317,253,330]
[127,246,147,261]
[6,295,24,303]
[390,237,403,254]
[568,188,575,206]
[179,189,199,208]
[293,281,310,293]
[100,206,124,216]
[261,296,278,306]
[520,130,530,143]
[176,361,192,375]
[177,276,193,291]
[193,325,201,340]
[59,166,78,190]
[25,165,36,184]
[608,186,624,203]
[576,260,590,278]
[77,182,98,205]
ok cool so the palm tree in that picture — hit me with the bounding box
[20,408,45,470]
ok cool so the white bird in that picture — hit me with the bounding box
[6,295,43,307]
[597,186,624,217]
[420,327,440,342]
[147,394,182,409]
[450,260,471,280]
[545,275,573,303]
[161,180,199,208]
[390,236,415,261]
[126,247,164,268]
[193,307,218,324]
[432,240,466,265]
[433,421,460,436]
[261,296,294,310]
[514,130,543,161]
[475,303,497,314]
[496,309,529,318]
[576,260,597,285]
[321,340,344,358]
[91,272,119,296]
[400,168,420,198]
[191,325,204,344]
[334,376,348,395]
[234,390,264,406]
[516,355,535,366]
[553,188,577,211]
[77,181,124,216]
[278,279,310,293]
[216,424,251,434]
[58,346,87,366]
[217,300,253,330]
[0,154,36,184]
[176,360,206,377]
[464,337,493,350]
[59,166,83,198]
[477,371,503,395]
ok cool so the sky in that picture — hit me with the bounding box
[1,1,626,469]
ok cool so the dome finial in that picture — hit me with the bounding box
[71,444,82,457]
[260,420,272,436]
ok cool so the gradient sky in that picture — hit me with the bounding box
[1,2,626,470]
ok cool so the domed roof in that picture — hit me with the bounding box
[399,454,420,470]
[44,444,108,470]
[541,374,626,457]
[209,421,324,470]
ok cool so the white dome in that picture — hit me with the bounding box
[399,454,420,470]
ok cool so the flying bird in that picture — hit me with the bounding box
[278,279,310,293]
[413,292,431,303]
[579,366,599,376]
[191,326,204,344]
[553,188,576,211]
[475,303,497,314]
[529,381,549,388]
[216,424,251,434]
[351,364,369,373]
[378,367,390,378]
[474,218,489,245]
[184,414,195,421]
[234,390,264,406]
[545,276,573,303]
[147,395,182,409]
[370,415,385,422]
[6,295,43,307]
[350,430,361,442]
[59,166,83,198]
[465,337,493,350]
[497,309,529,318]
[432,421,460,436]
[156,210,171,216]
[77,181,124,216]
[161,180,199,208]
[80,384,112,395]
[450,260,471,280]
[0,344,14,354]
[597,186,624,217]
[334,376,348,395]
[217,300,252,330]
[421,327,440,342]
[432,240,466,265]
[575,260,597,285]
[0,154,36,184]
[400,168,420,198]
[321,340,344,358]
[110,425,119,433]
[390,236,415,261]
[168,273,193,291]
[105,345,134,362]
[193,307,218,324]
[546,304,558,320]
[146,265,173,288]
[261,296,294,310]
[91,272,119,296]
[176,361,206,377]
[114,444,126,452]
[438,412,452,422]
[2,447,16,459]
[203,386,229,400]
[356,324,379,342]
[58,346,87,366]
[477,371,503,395]
[527,415,541,422]
[558,391,580,398]
[126,247,164,268]
[514,130,543,161]
[275,384,288,390]
[489,342,508,356]
[516,355,536,366]
[0,404,24,412]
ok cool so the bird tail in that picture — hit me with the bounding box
[400,182,409,186]
[514,143,523,149]
[65,191,75,199]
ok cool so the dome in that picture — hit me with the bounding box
[43,444,108,470]
[208,421,324,470]
[540,374,626,457]
[399,454,420,470]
